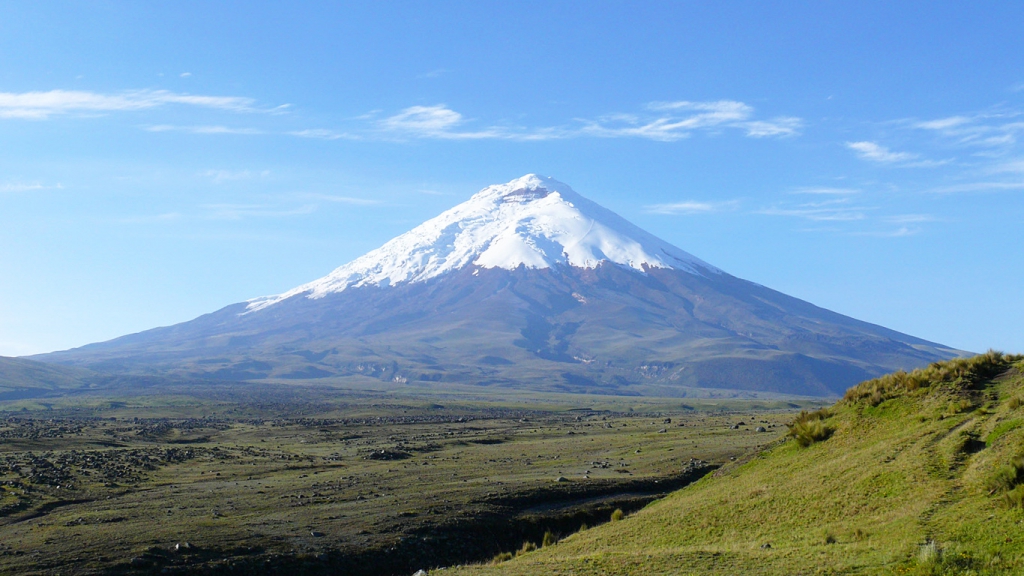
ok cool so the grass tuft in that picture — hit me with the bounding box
[542,530,556,547]
[786,408,833,447]
[610,508,624,522]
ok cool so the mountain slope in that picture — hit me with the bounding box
[448,352,1024,575]
[34,175,965,397]
[0,356,97,393]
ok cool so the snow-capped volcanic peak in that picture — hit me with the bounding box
[246,174,718,311]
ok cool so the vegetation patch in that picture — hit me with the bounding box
[786,408,833,447]
[985,419,1023,446]
[844,350,1022,407]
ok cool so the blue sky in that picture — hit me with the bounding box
[1,2,1023,356]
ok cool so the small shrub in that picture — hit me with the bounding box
[1009,396,1023,410]
[491,551,513,564]
[787,408,833,447]
[610,508,624,522]
[542,530,556,547]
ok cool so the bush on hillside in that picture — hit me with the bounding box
[843,351,1023,407]
[787,408,833,447]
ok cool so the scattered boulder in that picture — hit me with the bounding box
[755,426,767,432]
[413,571,428,576]
[555,476,569,483]
[310,531,324,537]
[761,543,772,549]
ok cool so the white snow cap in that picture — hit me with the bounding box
[246,174,718,311]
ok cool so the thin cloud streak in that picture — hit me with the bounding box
[0,182,63,192]
[0,89,284,119]
[289,128,357,140]
[789,187,860,195]
[146,124,264,135]
[297,192,382,206]
[759,197,872,222]
[928,181,1024,194]
[200,203,317,220]
[846,141,918,163]
[202,170,270,183]
[644,199,739,215]
[376,100,801,142]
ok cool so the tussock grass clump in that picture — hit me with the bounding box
[610,508,624,522]
[518,541,537,554]
[542,530,556,547]
[787,408,833,447]
[490,552,513,564]
[844,351,1023,406]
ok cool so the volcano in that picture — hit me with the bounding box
[35,175,964,397]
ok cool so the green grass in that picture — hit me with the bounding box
[0,389,796,575]
[444,352,1024,575]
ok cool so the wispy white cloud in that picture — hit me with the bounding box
[201,203,316,220]
[743,117,803,138]
[789,186,860,195]
[118,212,183,224]
[883,214,936,224]
[581,100,800,141]
[377,100,800,142]
[0,181,63,193]
[379,105,508,140]
[644,199,739,215]
[846,141,919,163]
[297,192,381,206]
[202,169,270,183]
[289,128,356,140]
[928,181,1024,194]
[417,68,448,79]
[850,226,920,238]
[910,111,1024,148]
[759,198,871,221]
[145,124,264,135]
[0,89,283,119]
[992,158,1024,174]
[180,72,192,78]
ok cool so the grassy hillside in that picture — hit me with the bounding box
[0,356,96,394]
[448,352,1024,575]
